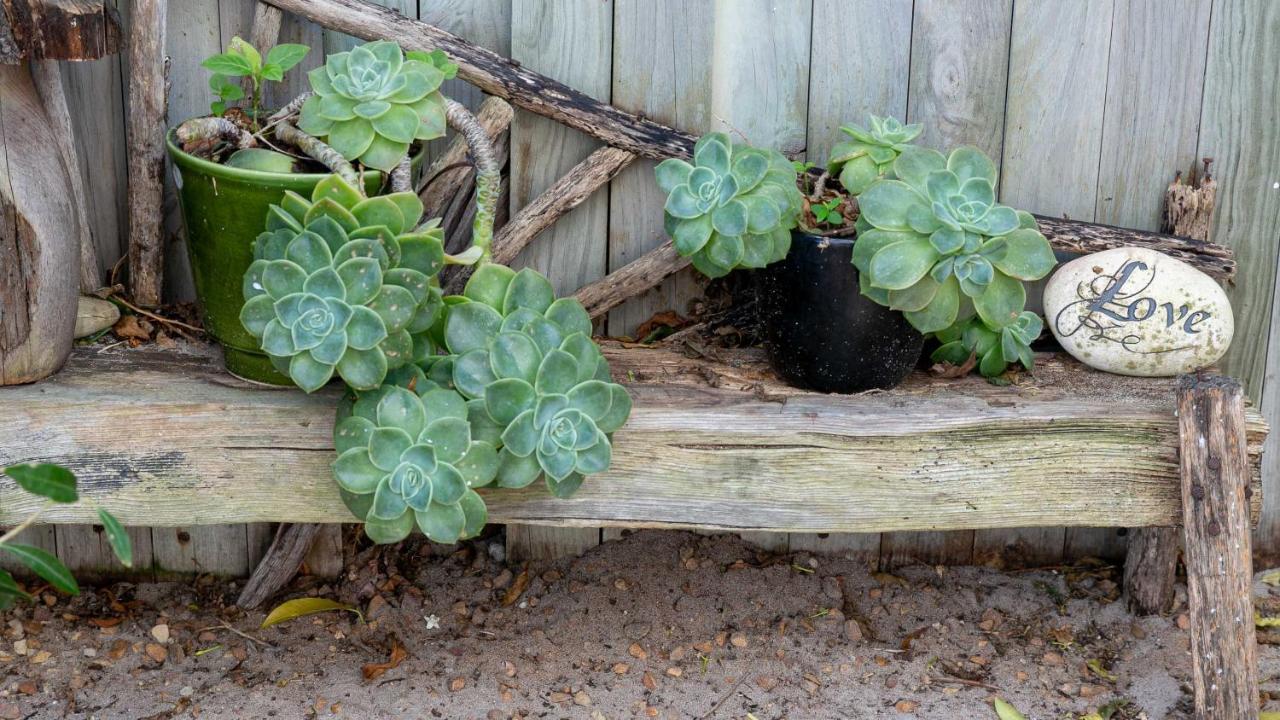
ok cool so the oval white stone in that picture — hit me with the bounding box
[1043,247,1233,377]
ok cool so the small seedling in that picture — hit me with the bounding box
[811,197,844,226]
[202,37,309,128]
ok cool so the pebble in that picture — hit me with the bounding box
[75,296,120,338]
[730,633,748,648]
[151,624,170,644]
[1044,246,1233,376]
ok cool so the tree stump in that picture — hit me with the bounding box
[1177,374,1257,719]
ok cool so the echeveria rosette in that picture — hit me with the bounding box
[332,370,497,544]
[424,265,632,498]
[297,40,457,171]
[931,312,1044,378]
[241,174,446,391]
[827,115,923,195]
[656,133,802,278]
[852,145,1056,372]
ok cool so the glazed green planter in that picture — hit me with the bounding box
[166,127,423,384]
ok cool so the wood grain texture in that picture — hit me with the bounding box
[0,63,79,385]
[1094,0,1212,230]
[505,0,612,558]
[0,0,120,61]
[1122,526,1178,614]
[806,0,912,162]
[574,240,686,320]
[1210,1,1280,560]
[0,344,1265,533]
[53,523,153,582]
[124,0,166,307]
[418,0,510,162]
[1000,0,1112,219]
[906,0,1012,158]
[1177,375,1257,719]
[897,0,1012,566]
[607,0,711,336]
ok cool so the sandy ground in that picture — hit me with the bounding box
[1,529,1277,720]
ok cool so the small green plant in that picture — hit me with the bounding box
[201,36,310,126]
[853,145,1056,376]
[240,174,446,392]
[298,41,457,171]
[333,372,494,544]
[810,197,844,226]
[656,132,802,278]
[423,265,632,499]
[827,115,923,195]
[1,464,132,608]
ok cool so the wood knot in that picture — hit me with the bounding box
[1190,483,1205,501]
[1207,520,1221,537]
[1207,455,1221,471]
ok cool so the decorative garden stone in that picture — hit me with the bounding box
[1044,247,1232,376]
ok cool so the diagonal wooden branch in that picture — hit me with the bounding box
[575,240,685,320]
[445,146,635,295]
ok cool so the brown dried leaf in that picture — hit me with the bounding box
[361,637,408,681]
[501,567,529,607]
[113,315,154,344]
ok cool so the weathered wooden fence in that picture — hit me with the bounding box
[19,0,1280,575]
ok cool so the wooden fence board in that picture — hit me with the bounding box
[887,0,1013,568]
[605,0,712,338]
[506,0,614,559]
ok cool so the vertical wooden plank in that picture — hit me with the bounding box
[806,0,912,162]
[606,0,712,337]
[1070,0,1213,562]
[794,0,911,566]
[0,526,57,578]
[1093,0,1212,230]
[1202,1,1280,557]
[152,526,253,577]
[973,0,1113,568]
[504,0,612,561]
[707,0,813,556]
[419,0,513,112]
[883,0,1013,569]
[53,525,154,582]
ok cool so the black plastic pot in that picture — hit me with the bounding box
[756,230,924,393]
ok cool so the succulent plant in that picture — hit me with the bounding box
[930,312,1044,378]
[852,145,1056,372]
[656,132,802,278]
[422,265,631,498]
[828,115,923,195]
[297,40,457,171]
[240,174,445,391]
[332,367,496,543]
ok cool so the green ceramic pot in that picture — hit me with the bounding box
[166,128,424,384]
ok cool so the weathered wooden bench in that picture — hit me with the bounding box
[0,339,1267,717]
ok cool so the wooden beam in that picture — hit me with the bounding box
[1121,526,1179,614]
[1177,374,1258,719]
[574,240,685,319]
[0,345,1265,531]
[124,0,166,307]
[0,0,121,63]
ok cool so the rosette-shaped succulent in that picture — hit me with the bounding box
[241,174,445,391]
[853,146,1056,365]
[298,41,456,171]
[930,312,1044,378]
[332,370,497,543]
[423,265,631,498]
[656,133,802,278]
[827,115,923,195]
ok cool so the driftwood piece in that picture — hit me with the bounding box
[1121,527,1179,614]
[1034,214,1232,281]
[445,145,634,294]
[0,63,79,384]
[124,0,167,307]
[575,241,684,319]
[0,344,1266,530]
[265,0,697,161]
[0,0,120,63]
[1163,159,1217,242]
[236,523,322,609]
[1177,374,1257,719]
[419,95,513,219]
[30,60,97,291]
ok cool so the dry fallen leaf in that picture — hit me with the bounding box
[113,315,153,344]
[502,566,530,607]
[361,637,408,681]
[261,598,361,629]
[992,698,1027,720]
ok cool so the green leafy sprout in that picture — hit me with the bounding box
[810,197,844,226]
[201,36,310,128]
[853,145,1056,376]
[298,41,458,172]
[241,174,447,392]
[1,464,132,608]
[656,132,803,278]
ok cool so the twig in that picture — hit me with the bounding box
[932,676,1002,692]
[108,293,204,334]
[194,621,277,650]
[274,120,361,191]
[700,674,748,719]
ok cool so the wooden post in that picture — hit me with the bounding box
[1177,374,1257,719]
[1122,526,1180,614]
[125,0,168,307]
